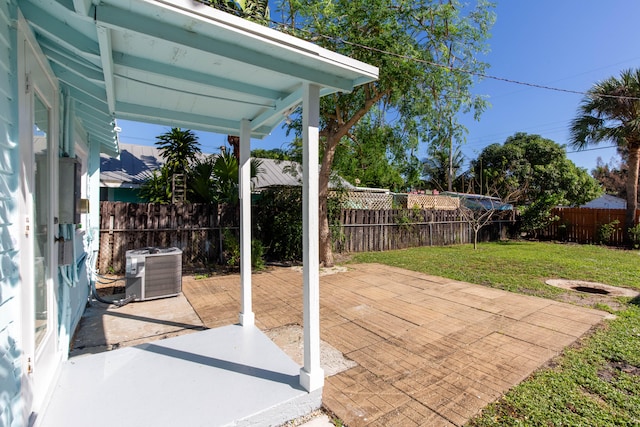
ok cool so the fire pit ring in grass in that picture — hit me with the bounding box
[572,286,610,295]
[545,279,639,298]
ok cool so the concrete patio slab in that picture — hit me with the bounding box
[52,263,609,427]
[182,263,610,427]
[70,293,205,356]
[41,325,321,427]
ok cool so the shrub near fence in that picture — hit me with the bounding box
[540,207,640,245]
[98,202,231,274]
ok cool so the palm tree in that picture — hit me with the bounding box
[155,128,201,174]
[570,69,640,242]
[422,145,465,192]
[188,150,264,205]
[138,168,172,203]
[187,156,217,203]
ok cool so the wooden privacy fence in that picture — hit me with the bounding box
[98,202,232,274]
[334,209,513,253]
[98,202,515,273]
[540,207,640,245]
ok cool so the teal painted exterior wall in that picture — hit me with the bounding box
[0,1,25,425]
[56,94,93,363]
[115,187,142,202]
[102,187,142,203]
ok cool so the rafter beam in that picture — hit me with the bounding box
[115,102,271,137]
[251,86,340,132]
[39,41,105,83]
[250,88,302,132]
[50,62,107,104]
[72,0,92,16]
[63,85,111,117]
[20,1,100,64]
[96,25,117,114]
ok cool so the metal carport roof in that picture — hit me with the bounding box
[19,0,378,156]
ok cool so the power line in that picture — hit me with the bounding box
[268,20,640,102]
[338,38,640,100]
[463,122,571,147]
[566,145,618,154]
[201,3,640,102]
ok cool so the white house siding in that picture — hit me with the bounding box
[0,0,24,425]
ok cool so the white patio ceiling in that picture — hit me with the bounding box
[20,0,378,156]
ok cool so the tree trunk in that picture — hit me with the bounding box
[448,136,453,192]
[625,144,640,244]
[319,135,339,267]
[316,83,386,266]
[228,135,240,160]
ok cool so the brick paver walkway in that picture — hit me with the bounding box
[182,263,608,427]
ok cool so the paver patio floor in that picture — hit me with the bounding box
[182,263,609,427]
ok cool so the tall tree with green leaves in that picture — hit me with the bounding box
[570,69,640,241]
[472,132,602,235]
[332,113,408,191]
[155,128,201,175]
[139,128,201,203]
[279,0,495,266]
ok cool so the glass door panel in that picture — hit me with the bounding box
[33,93,50,349]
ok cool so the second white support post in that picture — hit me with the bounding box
[238,118,254,326]
[299,83,324,392]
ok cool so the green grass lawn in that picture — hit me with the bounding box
[351,241,640,297]
[349,241,640,427]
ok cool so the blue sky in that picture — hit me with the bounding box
[117,1,640,173]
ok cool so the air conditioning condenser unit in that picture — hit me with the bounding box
[125,247,182,301]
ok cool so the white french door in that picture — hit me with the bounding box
[18,18,61,414]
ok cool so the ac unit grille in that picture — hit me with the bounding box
[144,255,182,299]
[125,247,182,301]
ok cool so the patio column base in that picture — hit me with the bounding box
[299,367,324,392]
[239,311,255,326]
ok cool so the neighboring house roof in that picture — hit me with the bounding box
[101,143,165,188]
[581,194,627,209]
[101,142,353,190]
[254,159,354,190]
[254,158,302,189]
[21,0,378,156]
[442,191,514,211]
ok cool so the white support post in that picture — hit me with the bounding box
[300,83,324,392]
[238,119,254,326]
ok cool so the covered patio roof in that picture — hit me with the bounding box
[20,0,378,155]
[20,0,378,401]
